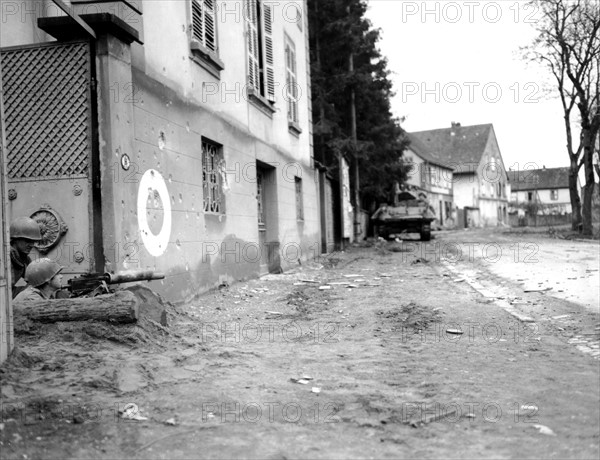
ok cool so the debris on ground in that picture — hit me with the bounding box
[532,424,556,436]
[377,302,443,332]
[411,258,429,264]
[524,287,553,292]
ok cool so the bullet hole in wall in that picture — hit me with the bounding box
[158,131,166,150]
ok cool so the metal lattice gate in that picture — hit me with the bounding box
[1,41,94,276]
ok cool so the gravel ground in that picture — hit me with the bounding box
[1,233,599,459]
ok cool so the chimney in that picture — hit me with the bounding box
[451,122,461,128]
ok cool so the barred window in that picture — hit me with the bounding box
[202,138,224,214]
[257,170,265,227]
[295,176,303,221]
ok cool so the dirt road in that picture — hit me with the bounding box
[1,230,599,459]
[436,228,600,311]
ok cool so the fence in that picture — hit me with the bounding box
[509,213,572,227]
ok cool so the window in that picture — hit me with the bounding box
[192,0,216,52]
[550,189,559,200]
[285,36,300,129]
[528,192,533,202]
[295,177,304,220]
[246,0,275,103]
[428,166,438,185]
[202,138,225,214]
[191,0,223,72]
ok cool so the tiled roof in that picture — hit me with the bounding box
[410,123,493,170]
[508,167,570,191]
[405,133,450,168]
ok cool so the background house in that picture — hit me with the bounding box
[410,122,509,227]
[404,133,454,227]
[508,166,573,215]
[1,0,319,303]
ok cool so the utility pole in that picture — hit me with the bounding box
[347,6,360,241]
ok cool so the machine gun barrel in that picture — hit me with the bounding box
[62,270,165,297]
[107,270,165,284]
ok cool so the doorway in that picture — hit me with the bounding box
[256,161,279,273]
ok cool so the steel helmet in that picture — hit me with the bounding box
[24,258,63,287]
[10,217,42,241]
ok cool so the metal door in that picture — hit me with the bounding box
[1,41,95,277]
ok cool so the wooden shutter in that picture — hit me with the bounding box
[285,40,298,122]
[290,45,298,122]
[192,0,217,52]
[204,0,217,52]
[191,0,204,43]
[246,0,260,92]
[261,1,275,101]
[285,44,291,120]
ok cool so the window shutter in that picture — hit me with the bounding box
[285,44,292,120]
[192,0,203,43]
[261,1,276,101]
[192,0,217,52]
[285,40,298,123]
[246,0,260,92]
[204,0,217,52]
[291,47,298,122]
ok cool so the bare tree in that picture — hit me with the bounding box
[525,0,600,234]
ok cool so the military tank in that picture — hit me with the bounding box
[372,190,435,241]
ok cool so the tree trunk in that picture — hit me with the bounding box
[581,128,597,236]
[14,291,139,323]
[582,182,596,236]
[568,162,582,231]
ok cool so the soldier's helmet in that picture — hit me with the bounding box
[9,217,42,241]
[24,258,63,287]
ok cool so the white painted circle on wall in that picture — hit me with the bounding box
[137,169,172,257]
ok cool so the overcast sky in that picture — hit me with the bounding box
[365,0,570,171]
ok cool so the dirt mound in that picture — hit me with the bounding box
[377,302,443,331]
[10,287,174,348]
[284,287,332,316]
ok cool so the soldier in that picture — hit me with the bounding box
[372,203,391,221]
[13,258,63,303]
[9,217,42,297]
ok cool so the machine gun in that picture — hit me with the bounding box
[62,270,165,297]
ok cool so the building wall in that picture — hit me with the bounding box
[510,188,571,213]
[2,1,320,303]
[403,149,424,189]
[449,129,509,227]
[0,0,60,47]
[424,164,453,227]
[453,173,478,209]
[475,130,508,226]
[100,1,319,301]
